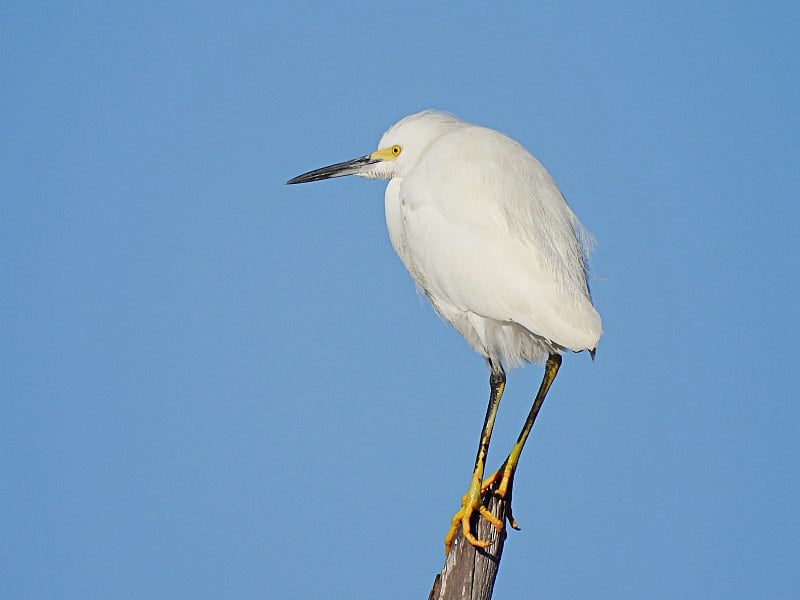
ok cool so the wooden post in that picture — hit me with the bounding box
[428,493,509,600]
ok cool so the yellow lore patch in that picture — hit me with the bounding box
[370,145,402,161]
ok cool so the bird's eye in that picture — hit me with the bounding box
[391,145,402,156]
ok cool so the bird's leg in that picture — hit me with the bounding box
[443,361,506,555]
[481,353,562,529]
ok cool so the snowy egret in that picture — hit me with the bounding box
[287,110,602,555]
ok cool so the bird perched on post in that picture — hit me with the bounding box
[287,110,602,555]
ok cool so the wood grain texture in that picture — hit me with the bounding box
[428,493,509,600]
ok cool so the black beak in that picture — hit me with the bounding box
[287,155,379,184]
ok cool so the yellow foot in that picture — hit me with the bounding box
[480,466,521,530]
[443,478,505,555]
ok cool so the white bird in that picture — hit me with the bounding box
[288,110,601,555]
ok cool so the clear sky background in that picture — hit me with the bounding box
[3,3,799,598]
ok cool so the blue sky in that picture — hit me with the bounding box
[3,2,799,598]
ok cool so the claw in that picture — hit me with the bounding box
[481,462,514,497]
[444,493,503,555]
[444,470,512,555]
[505,503,520,531]
[480,465,521,530]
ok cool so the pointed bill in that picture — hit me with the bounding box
[287,155,379,185]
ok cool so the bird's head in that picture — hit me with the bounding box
[287,110,467,185]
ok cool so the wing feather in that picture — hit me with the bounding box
[398,126,601,351]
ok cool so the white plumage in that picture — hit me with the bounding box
[288,110,603,553]
[373,111,601,367]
